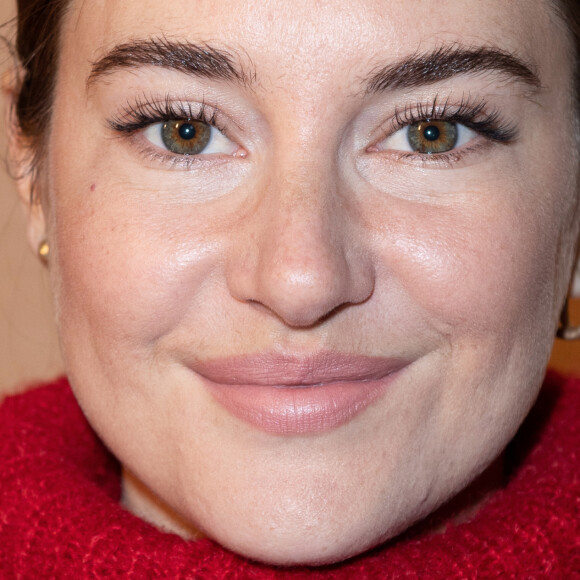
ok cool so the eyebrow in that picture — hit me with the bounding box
[87,37,254,88]
[366,45,541,94]
[88,38,541,98]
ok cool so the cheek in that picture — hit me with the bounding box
[366,182,560,346]
[49,182,227,361]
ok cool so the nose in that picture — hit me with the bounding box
[226,160,375,328]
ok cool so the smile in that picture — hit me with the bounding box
[193,352,411,434]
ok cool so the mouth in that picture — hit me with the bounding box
[192,352,410,435]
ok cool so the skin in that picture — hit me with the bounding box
[13,0,580,566]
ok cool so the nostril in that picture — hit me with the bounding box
[245,298,350,329]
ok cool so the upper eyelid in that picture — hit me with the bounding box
[390,97,487,131]
[376,97,517,144]
[108,97,229,134]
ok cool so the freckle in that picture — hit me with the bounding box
[90,183,96,192]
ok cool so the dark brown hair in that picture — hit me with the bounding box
[10,0,580,156]
[555,0,580,93]
[13,0,69,152]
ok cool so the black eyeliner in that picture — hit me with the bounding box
[391,95,518,144]
[108,94,225,135]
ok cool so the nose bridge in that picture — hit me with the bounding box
[269,149,334,239]
[262,156,341,288]
[226,142,375,328]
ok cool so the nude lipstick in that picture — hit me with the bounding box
[193,353,409,435]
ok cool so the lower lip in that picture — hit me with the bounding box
[202,375,399,435]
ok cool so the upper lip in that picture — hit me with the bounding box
[192,352,411,386]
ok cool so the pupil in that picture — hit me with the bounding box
[178,123,196,140]
[423,124,440,141]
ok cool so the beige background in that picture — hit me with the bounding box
[0,0,578,396]
[0,0,63,395]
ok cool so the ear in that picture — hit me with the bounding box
[3,69,47,257]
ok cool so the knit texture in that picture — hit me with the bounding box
[0,374,578,579]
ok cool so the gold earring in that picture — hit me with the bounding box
[38,240,50,265]
[557,298,580,341]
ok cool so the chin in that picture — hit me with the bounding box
[217,529,381,567]
[196,503,419,567]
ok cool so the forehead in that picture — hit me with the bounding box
[66,0,563,85]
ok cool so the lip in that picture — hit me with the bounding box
[192,352,410,435]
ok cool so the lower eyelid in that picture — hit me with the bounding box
[388,138,493,169]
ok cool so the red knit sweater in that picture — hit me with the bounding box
[0,375,578,579]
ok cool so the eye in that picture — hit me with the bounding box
[378,120,477,155]
[144,119,238,156]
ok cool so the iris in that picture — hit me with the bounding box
[407,120,458,154]
[161,120,211,155]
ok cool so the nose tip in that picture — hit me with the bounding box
[226,194,375,328]
[257,244,372,327]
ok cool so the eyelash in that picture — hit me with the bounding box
[108,94,516,168]
[108,96,232,168]
[384,96,517,165]
[109,96,226,135]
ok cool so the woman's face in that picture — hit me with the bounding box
[27,0,578,565]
